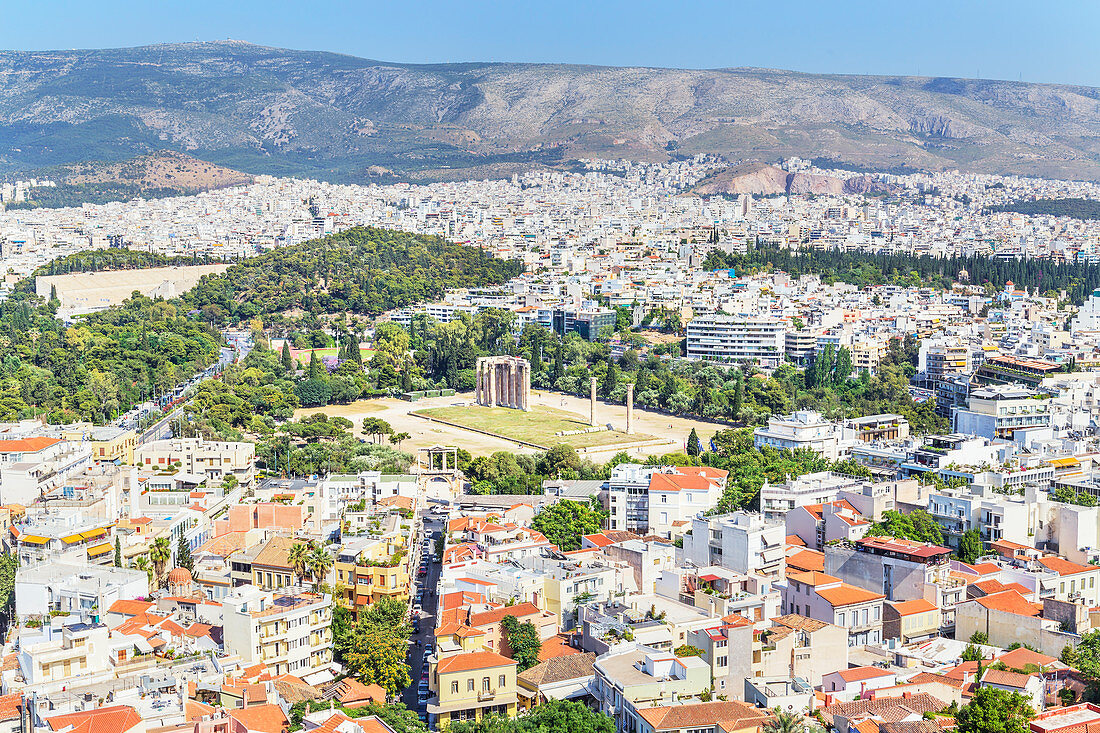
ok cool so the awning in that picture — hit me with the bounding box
[80,529,107,541]
[699,574,721,582]
[87,543,113,557]
[62,534,83,544]
[20,535,47,545]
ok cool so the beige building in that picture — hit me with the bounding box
[135,437,256,487]
[428,650,518,728]
[221,586,333,680]
[753,614,849,687]
[59,424,137,464]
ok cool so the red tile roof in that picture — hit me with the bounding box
[436,650,516,674]
[816,584,886,607]
[972,590,1042,617]
[0,437,60,453]
[46,705,142,733]
[836,666,895,683]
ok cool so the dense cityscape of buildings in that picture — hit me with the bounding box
[8,161,1100,733]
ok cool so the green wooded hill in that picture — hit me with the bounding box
[182,227,522,320]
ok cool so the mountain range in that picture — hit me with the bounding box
[3,41,1100,182]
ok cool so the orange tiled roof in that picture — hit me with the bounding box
[972,590,1042,617]
[1038,555,1094,576]
[436,650,516,674]
[46,705,142,733]
[0,437,60,453]
[637,700,766,731]
[816,583,885,607]
[227,704,289,733]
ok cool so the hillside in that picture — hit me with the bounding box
[693,162,896,196]
[3,42,1100,180]
[6,151,252,208]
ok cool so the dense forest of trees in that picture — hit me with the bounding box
[988,197,1100,221]
[29,249,203,276]
[0,290,220,423]
[704,243,1100,302]
[182,226,523,321]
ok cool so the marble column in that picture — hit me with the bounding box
[626,383,635,434]
[590,376,598,427]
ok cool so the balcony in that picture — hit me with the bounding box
[478,690,497,702]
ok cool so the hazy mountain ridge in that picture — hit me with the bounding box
[2,41,1100,180]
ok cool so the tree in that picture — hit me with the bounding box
[308,350,324,379]
[448,700,614,733]
[686,428,701,457]
[149,537,172,588]
[0,553,18,621]
[955,686,1034,733]
[866,510,944,546]
[388,432,411,449]
[833,346,853,384]
[307,545,333,589]
[969,631,989,645]
[362,417,394,444]
[281,341,294,373]
[501,615,542,672]
[530,499,605,551]
[289,542,311,586]
[341,597,412,696]
[957,529,984,564]
[961,644,984,662]
[1063,630,1100,700]
[674,644,704,657]
[176,535,193,572]
[114,536,122,568]
[132,556,154,586]
[763,710,805,733]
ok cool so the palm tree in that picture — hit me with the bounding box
[764,709,805,733]
[307,545,333,591]
[132,556,154,587]
[149,537,172,588]
[288,542,311,587]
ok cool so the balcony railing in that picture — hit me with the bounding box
[478,690,497,702]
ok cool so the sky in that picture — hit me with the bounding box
[3,0,1099,87]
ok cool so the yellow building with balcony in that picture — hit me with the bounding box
[334,536,411,613]
[428,651,518,728]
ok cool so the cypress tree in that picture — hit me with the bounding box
[281,342,293,373]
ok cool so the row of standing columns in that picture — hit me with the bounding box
[475,357,530,411]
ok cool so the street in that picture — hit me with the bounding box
[400,509,443,714]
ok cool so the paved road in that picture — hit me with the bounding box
[401,511,443,713]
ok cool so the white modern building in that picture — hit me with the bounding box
[686,314,786,365]
[682,511,785,577]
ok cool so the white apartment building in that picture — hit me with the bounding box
[953,385,1052,441]
[647,467,727,538]
[318,471,418,521]
[686,314,786,365]
[682,511,785,577]
[222,586,334,681]
[135,437,256,487]
[15,563,148,622]
[753,410,844,460]
[607,463,654,533]
[760,471,868,522]
[0,436,92,505]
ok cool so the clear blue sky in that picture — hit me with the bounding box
[4,0,1098,86]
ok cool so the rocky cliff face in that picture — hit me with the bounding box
[2,42,1100,180]
[693,164,896,196]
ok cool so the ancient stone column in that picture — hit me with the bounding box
[626,383,635,434]
[522,362,531,411]
[487,362,496,407]
[590,376,598,427]
[476,361,483,404]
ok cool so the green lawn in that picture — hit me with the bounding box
[293,347,375,365]
[414,404,651,448]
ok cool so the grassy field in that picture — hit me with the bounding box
[414,404,652,448]
[291,347,375,366]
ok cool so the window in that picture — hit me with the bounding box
[468,679,475,692]
[452,681,459,694]
[837,612,845,626]
[717,656,727,667]
[661,494,667,503]
[483,677,491,692]
[499,675,506,687]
